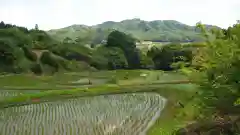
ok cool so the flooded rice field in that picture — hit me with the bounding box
[0,93,166,135]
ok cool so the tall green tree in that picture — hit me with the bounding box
[35,24,39,30]
[147,44,193,70]
[106,30,140,69]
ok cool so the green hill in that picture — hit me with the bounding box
[0,21,93,74]
[0,20,219,74]
[47,18,218,43]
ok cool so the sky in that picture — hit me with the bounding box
[0,0,239,30]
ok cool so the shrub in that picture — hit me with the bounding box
[147,44,193,70]
[106,30,140,69]
[31,63,43,75]
[22,47,37,61]
[40,51,59,71]
[0,39,32,73]
[90,46,128,70]
[188,22,240,116]
[49,43,92,62]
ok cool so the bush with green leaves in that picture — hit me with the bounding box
[187,22,240,116]
[49,43,92,62]
[30,63,43,75]
[0,28,32,48]
[106,47,128,70]
[0,39,32,73]
[30,29,57,49]
[138,50,154,69]
[90,46,109,69]
[40,51,61,71]
[106,30,141,69]
[22,47,38,61]
[90,46,128,70]
[147,44,193,70]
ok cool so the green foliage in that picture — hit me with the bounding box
[40,51,60,71]
[106,47,128,70]
[30,30,57,49]
[0,39,18,66]
[0,39,32,73]
[90,46,128,70]
[40,64,58,75]
[48,19,215,43]
[189,22,240,116]
[67,61,93,71]
[0,22,61,74]
[138,50,154,69]
[107,30,140,69]
[49,43,92,62]
[0,21,29,33]
[0,22,94,74]
[0,28,32,47]
[147,44,193,70]
[35,24,39,30]
[22,47,38,61]
[90,46,109,69]
[0,21,218,76]
[31,63,43,75]
[40,51,81,72]
[106,30,137,49]
[39,51,92,73]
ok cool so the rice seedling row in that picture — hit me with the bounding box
[0,90,42,99]
[0,90,21,98]
[0,92,166,135]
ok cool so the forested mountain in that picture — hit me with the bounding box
[0,20,204,74]
[48,18,219,44]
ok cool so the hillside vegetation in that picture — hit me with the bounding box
[0,21,202,74]
[48,19,218,44]
[0,21,93,74]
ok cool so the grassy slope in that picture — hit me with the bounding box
[147,85,199,135]
[0,70,199,134]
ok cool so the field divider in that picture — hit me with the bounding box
[0,80,194,109]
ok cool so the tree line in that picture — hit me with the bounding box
[0,21,199,74]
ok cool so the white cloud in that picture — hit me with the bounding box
[0,0,239,30]
[0,4,30,25]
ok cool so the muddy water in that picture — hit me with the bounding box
[0,92,166,135]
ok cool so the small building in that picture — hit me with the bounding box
[141,41,153,45]
[101,40,107,44]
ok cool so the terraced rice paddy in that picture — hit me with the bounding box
[0,93,166,135]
